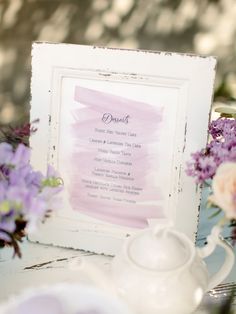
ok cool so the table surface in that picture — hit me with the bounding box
[0,238,235,313]
[0,189,236,313]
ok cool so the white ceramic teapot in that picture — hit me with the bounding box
[71,224,235,314]
[111,224,235,314]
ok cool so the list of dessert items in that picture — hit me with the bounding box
[67,85,165,228]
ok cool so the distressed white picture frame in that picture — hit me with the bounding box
[30,42,216,255]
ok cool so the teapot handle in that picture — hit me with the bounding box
[197,225,235,291]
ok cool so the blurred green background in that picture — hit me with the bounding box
[0,0,236,126]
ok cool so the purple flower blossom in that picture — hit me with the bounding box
[186,118,236,183]
[186,118,236,244]
[209,117,236,141]
[9,143,30,168]
[0,142,63,255]
[0,143,14,165]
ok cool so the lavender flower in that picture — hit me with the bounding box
[0,143,14,165]
[186,117,236,244]
[209,117,236,141]
[186,118,236,183]
[10,143,30,168]
[0,142,63,257]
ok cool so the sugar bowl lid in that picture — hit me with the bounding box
[127,225,192,272]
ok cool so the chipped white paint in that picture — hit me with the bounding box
[30,43,216,255]
[0,240,111,301]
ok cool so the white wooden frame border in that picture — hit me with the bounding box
[30,43,216,254]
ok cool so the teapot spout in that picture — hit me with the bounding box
[69,257,116,295]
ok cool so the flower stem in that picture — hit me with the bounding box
[0,229,22,258]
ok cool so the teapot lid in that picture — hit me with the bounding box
[127,225,192,272]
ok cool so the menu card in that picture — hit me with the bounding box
[62,85,167,228]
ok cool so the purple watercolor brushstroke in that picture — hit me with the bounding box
[66,86,165,228]
[74,86,162,121]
